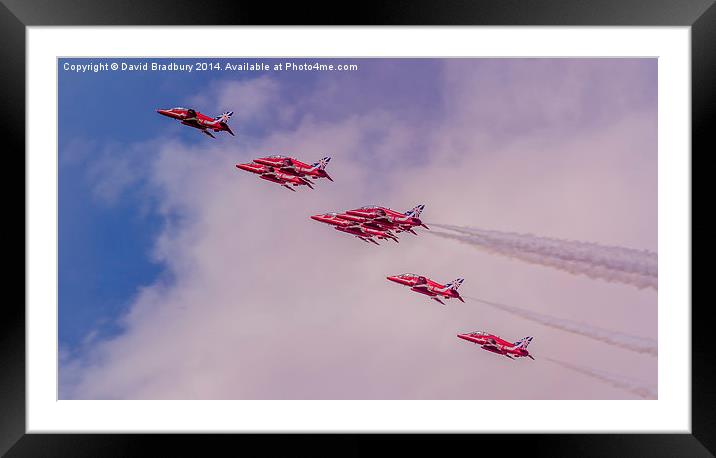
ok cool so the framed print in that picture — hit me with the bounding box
[6,0,712,455]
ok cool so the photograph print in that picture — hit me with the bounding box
[58,57,657,400]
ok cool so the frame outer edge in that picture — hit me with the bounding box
[4,0,712,455]
[691,1,716,454]
[0,1,27,457]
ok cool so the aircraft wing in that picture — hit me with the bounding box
[412,283,431,291]
[361,221,383,230]
[298,178,314,189]
[220,122,235,136]
[371,215,393,224]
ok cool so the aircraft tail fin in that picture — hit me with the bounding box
[404,204,425,218]
[215,111,234,123]
[311,156,331,171]
[444,277,464,292]
[513,336,533,349]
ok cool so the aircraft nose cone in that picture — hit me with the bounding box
[236,163,251,171]
[310,215,323,222]
[386,275,400,283]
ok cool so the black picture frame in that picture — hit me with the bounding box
[5,0,711,455]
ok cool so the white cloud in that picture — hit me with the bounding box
[188,76,288,129]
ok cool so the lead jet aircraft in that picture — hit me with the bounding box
[310,212,399,244]
[386,273,464,305]
[342,205,428,235]
[457,331,534,360]
[253,155,333,182]
[157,107,235,138]
[236,162,314,192]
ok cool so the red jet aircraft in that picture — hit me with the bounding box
[253,155,333,182]
[157,107,235,138]
[342,205,428,235]
[310,212,399,244]
[457,331,534,360]
[236,162,315,192]
[386,273,464,305]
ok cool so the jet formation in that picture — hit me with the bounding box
[311,205,427,245]
[236,155,332,192]
[156,106,534,361]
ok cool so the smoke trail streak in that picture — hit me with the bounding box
[429,224,657,290]
[466,296,657,356]
[545,357,656,399]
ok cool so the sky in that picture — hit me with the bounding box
[59,58,657,399]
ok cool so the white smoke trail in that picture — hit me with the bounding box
[429,224,657,290]
[545,357,657,399]
[467,296,657,356]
